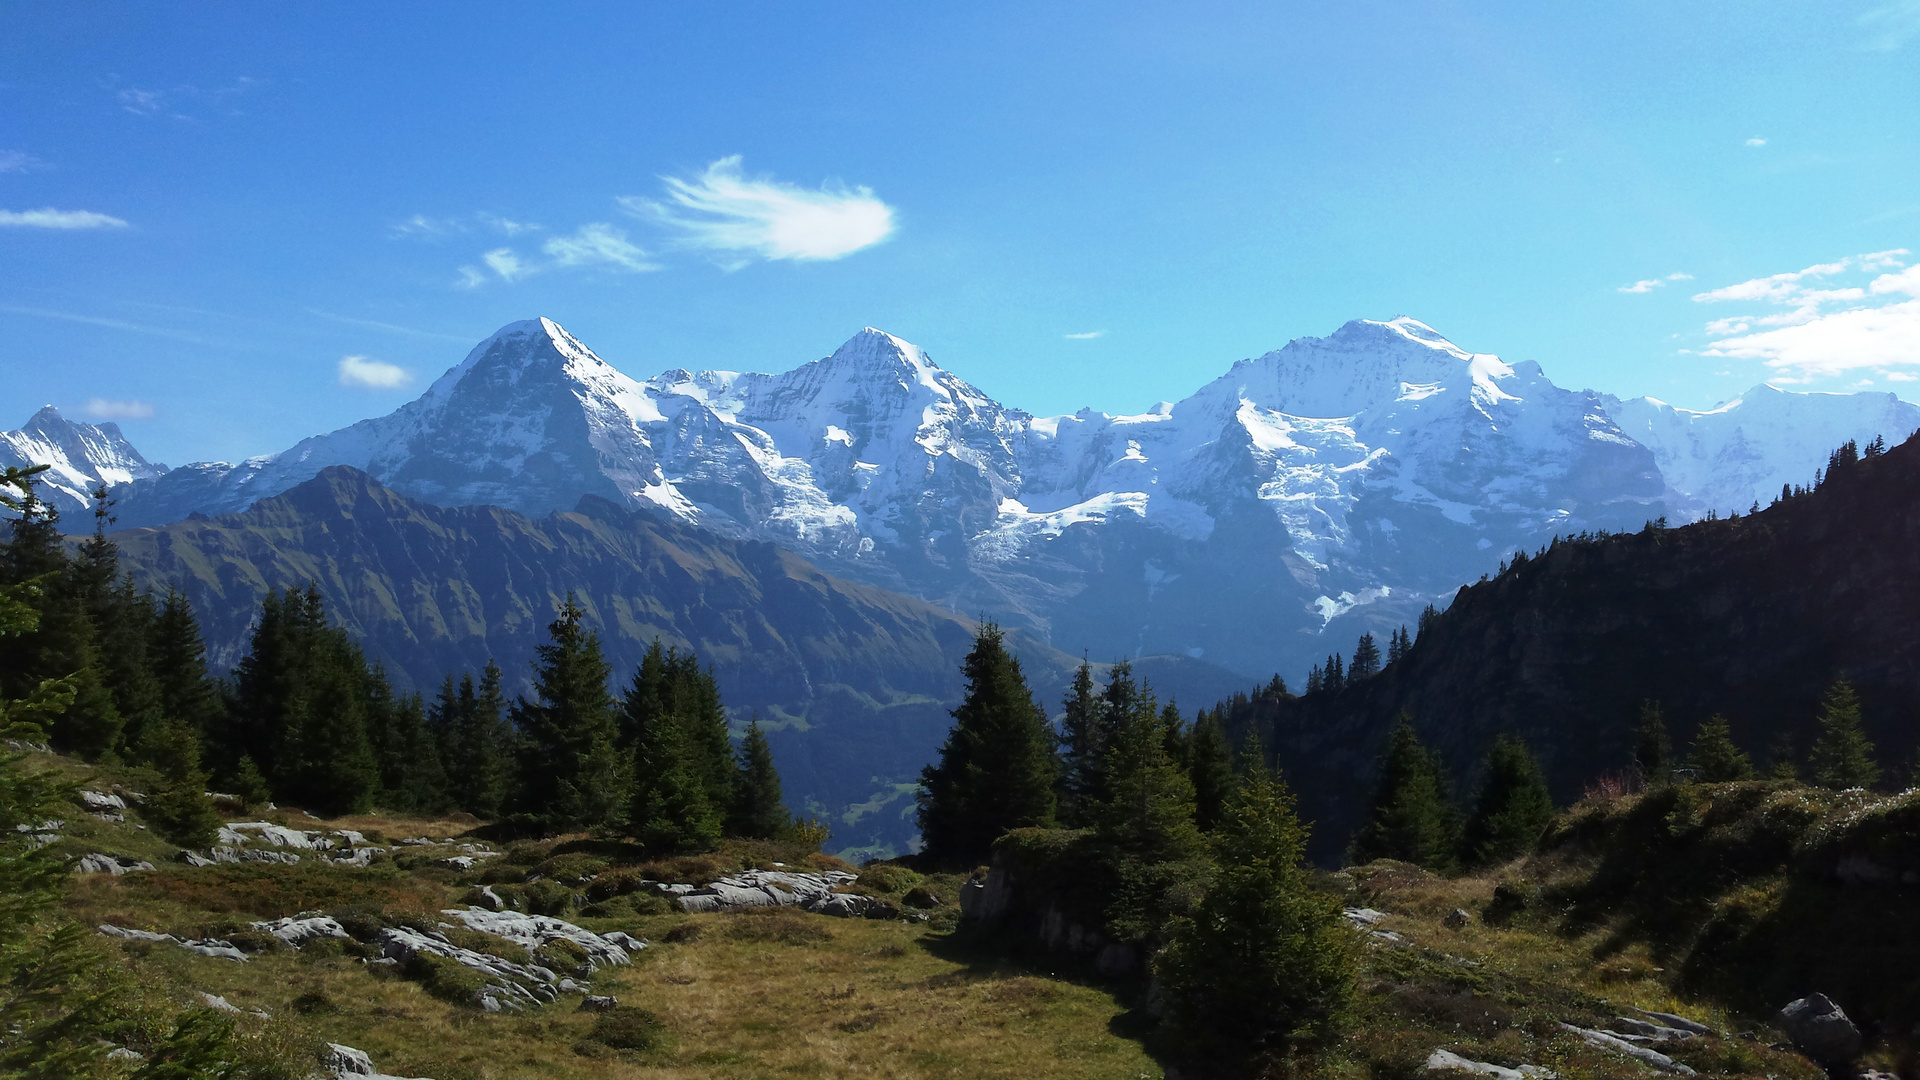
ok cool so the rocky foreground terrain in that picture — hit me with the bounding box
[24,738,1907,1080]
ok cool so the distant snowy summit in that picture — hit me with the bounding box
[12,316,1916,677]
[0,405,168,516]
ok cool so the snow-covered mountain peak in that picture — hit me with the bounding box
[1,404,167,516]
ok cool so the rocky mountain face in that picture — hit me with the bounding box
[45,316,1919,683]
[0,405,168,517]
[102,465,1247,857]
[1252,433,1920,862]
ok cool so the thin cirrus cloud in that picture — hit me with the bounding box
[542,223,657,271]
[1860,0,1920,50]
[1692,249,1920,381]
[337,355,412,389]
[1617,272,1693,294]
[0,151,47,174]
[619,155,895,266]
[84,398,155,420]
[0,208,128,229]
[1746,137,1767,147]
[1064,330,1106,340]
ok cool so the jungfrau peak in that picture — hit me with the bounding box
[76,315,1919,680]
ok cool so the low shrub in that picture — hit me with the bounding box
[588,1005,666,1051]
[855,863,921,894]
[724,907,833,945]
[403,951,489,1006]
[533,853,608,885]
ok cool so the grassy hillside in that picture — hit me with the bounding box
[24,741,1902,1079]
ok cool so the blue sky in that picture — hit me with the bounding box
[4,2,1919,465]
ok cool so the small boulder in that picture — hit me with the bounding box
[1444,908,1472,929]
[579,994,619,1012]
[1778,993,1862,1066]
[902,885,942,909]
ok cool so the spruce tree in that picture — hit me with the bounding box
[728,717,790,839]
[1348,718,1459,871]
[1688,714,1755,782]
[624,674,715,853]
[1632,700,1672,787]
[515,595,628,830]
[137,715,223,848]
[1187,708,1235,833]
[147,589,222,742]
[1808,677,1879,790]
[434,665,513,817]
[1459,735,1555,867]
[1157,759,1354,1074]
[1386,626,1411,666]
[1056,658,1107,827]
[916,622,1057,864]
[1349,633,1380,679]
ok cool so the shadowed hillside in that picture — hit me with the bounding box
[1238,435,1920,860]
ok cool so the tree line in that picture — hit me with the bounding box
[915,625,1350,1079]
[0,476,797,852]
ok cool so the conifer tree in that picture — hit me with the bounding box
[147,589,222,741]
[74,489,162,756]
[1056,658,1107,827]
[1157,758,1354,1074]
[623,669,714,852]
[1323,653,1345,693]
[1764,731,1800,782]
[515,595,628,830]
[434,664,513,817]
[372,688,447,812]
[1808,677,1879,790]
[1187,708,1235,833]
[1459,735,1554,867]
[1349,633,1380,679]
[1632,700,1672,787]
[1386,626,1411,666]
[1093,677,1201,864]
[1348,718,1459,871]
[1688,714,1755,782]
[1305,664,1323,695]
[137,714,223,848]
[917,623,1057,864]
[728,717,789,839]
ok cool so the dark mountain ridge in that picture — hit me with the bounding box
[1250,434,1920,860]
[101,465,1248,856]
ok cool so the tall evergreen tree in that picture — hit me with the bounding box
[1157,759,1354,1074]
[1348,633,1381,679]
[1056,658,1107,827]
[434,664,513,817]
[1688,714,1755,782]
[622,650,715,852]
[917,623,1057,864]
[1808,677,1879,790]
[727,717,789,839]
[74,489,162,757]
[1386,626,1411,666]
[371,686,447,812]
[1187,708,1235,834]
[514,595,627,830]
[147,589,222,742]
[1348,718,1459,871]
[1632,700,1672,787]
[1459,735,1555,867]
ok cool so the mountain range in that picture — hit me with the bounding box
[11,315,1915,682]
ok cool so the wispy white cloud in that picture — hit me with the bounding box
[395,212,543,240]
[114,77,262,120]
[1666,272,1694,281]
[1746,137,1767,147]
[481,248,532,283]
[84,398,154,420]
[0,151,46,174]
[0,208,127,229]
[1619,279,1665,294]
[337,355,411,389]
[455,265,488,289]
[543,223,657,272]
[1064,330,1106,340]
[621,155,895,266]
[307,310,474,343]
[479,213,540,236]
[1861,0,1920,50]
[1693,249,1920,379]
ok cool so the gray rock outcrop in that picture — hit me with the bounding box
[1778,993,1862,1066]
